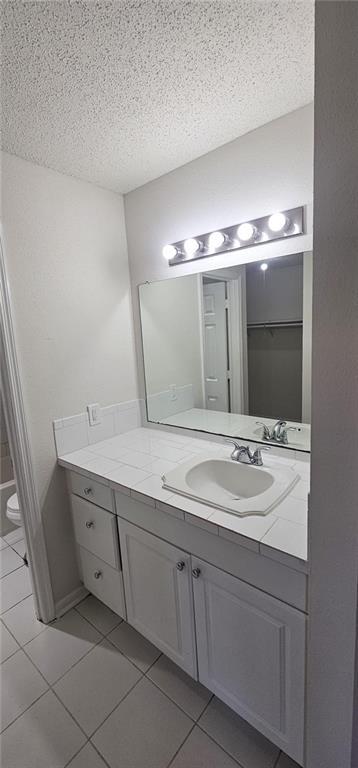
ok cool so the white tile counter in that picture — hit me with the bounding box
[58,427,309,571]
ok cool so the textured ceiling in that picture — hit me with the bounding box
[1,1,314,193]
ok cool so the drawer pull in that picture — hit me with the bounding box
[176,561,185,571]
[94,570,102,579]
[85,520,94,529]
[192,567,201,579]
[83,487,93,496]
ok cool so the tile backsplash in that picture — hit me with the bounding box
[53,399,143,456]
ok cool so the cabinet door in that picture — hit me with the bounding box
[192,559,305,764]
[118,520,197,677]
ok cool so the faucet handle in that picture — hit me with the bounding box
[256,421,271,440]
[252,446,270,466]
[224,438,243,449]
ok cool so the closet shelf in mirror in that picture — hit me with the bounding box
[247,321,303,329]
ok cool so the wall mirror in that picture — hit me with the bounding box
[139,251,312,452]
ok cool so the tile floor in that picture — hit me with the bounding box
[1,531,300,768]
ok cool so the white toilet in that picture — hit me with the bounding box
[6,492,22,527]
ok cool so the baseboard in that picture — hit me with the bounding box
[55,584,89,619]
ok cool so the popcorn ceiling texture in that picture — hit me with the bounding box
[1,0,314,193]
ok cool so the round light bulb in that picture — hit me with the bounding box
[237,222,256,242]
[268,212,288,233]
[162,244,177,261]
[260,262,268,272]
[208,231,226,250]
[184,238,200,257]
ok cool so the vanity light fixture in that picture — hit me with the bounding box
[162,244,178,261]
[268,212,289,233]
[184,238,201,257]
[164,206,304,266]
[260,262,268,271]
[208,231,226,250]
[237,222,257,243]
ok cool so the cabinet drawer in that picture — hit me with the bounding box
[78,546,126,620]
[71,494,119,568]
[68,471,113,511]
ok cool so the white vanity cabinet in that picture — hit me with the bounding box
[117,515,305,764]
[192,558,305,763]
[68,471,126,620]
[64,470,306,764]
[118,520,197,677]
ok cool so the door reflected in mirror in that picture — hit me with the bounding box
[139,251,312,452]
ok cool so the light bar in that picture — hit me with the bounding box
[162,206,304,266]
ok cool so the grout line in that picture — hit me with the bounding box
[74,602,123,637]
[104,629,161,675]
[89,740,113,768]
[144,665,212,725]
[0,593,33,619]
[88,672,145,740]
[62,740,92,768]
[2,593,283,767]
[0,686,50,736]
[0,561,27,580]
[162,695,216,768]
[2,599,143,764]
[166,719,197,768]
[195,720,246,768]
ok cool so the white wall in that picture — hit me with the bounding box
[125,105,314,400]
[302,251,313,423]
[139,274,203,410]
[306,4,358,767]
[1,152,138,606]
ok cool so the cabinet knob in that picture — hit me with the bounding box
[176,561,185,571]
[93,570,102,579]
[192,567,201,579]
[84,487,93,496]
[85,520,94,529]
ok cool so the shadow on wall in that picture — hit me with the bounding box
[41,461,80,607]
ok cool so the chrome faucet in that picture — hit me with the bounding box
[256,419,301,445]
[225,440,269,466]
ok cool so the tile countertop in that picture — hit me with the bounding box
[57,427,309,573]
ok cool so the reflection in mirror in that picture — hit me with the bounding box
[139,252,312,452]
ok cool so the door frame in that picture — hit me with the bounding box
[200,270,247,414]
[0,224,55,623]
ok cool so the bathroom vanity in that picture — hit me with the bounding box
[58,427,308,765]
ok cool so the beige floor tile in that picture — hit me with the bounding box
[0,547,23,578]
[0,690,86,768]
[76,594,122,635]
[148,654,212,721]
[1,649,48,731]
[54,638,141,735]
[0,565,32,614]
[11,539,27,559]
[199,697,280,768]
[93,676,192,768]
[25,609,101,684]
[276,752,301,768]
[2,594,46,646]
[3,528,24,546]
[0,621,19,663]
[171,726,240,768]
[67,742,108,768]
[107,621,161,672]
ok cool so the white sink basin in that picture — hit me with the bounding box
[162,454,299,517]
